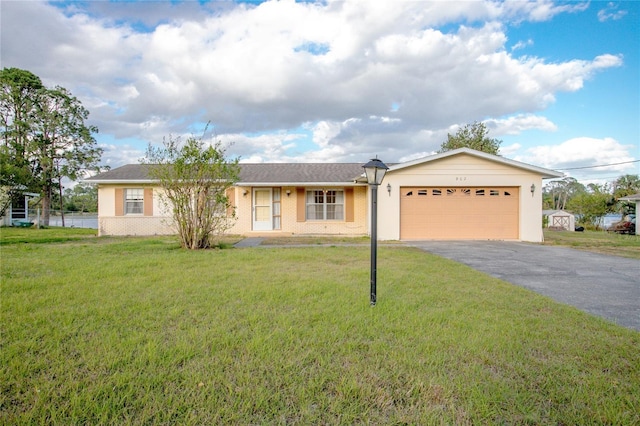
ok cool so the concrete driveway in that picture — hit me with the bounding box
[406,241,640,331]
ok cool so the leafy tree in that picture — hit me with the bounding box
[0,68,102,225]
[438,121,502,155]
[63,183,98,212]
[567,183,615,230]
[543,177,585,211]
[143,132,240,250]
[612,174,639,217]
[30,86,102,224]
[0,68,44,214]
[0,68,43,162]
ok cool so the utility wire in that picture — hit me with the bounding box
[557,159,640,171]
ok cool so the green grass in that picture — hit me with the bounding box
[0,226,98,245]
[543,229,640,259]
[260,235,372,245]
[2,228,639,424]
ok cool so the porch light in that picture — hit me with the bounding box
[530,183,535,196]
[362,158,389,306]
[387,183,392,196]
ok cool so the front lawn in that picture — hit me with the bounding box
[1,228,639,424]
[543,228,640,259]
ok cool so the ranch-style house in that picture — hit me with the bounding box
[85,148,564,242]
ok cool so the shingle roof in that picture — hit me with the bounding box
[238,163,364,183]
[85,163,365,184]
[86,164,156,182]
[85,148,564,185]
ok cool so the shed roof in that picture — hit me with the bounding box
[619,192,640,201]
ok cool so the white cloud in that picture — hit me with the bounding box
[516,137,638,181]
[223,131,302,163]
[486,114,557,135]
[508,0,589,22]
[99,144,146,168]
[511,39,534,51]
[597,2,628,22]
[0,0,630,169]
[499,143,523,158]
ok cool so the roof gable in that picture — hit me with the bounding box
[388,148,564,179]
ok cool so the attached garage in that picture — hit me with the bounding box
[400,186,519,240]
[372,148,564,243]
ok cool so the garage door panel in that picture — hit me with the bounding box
[400,187,519,240]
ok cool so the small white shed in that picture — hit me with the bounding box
[545,210,575,231]
[1,191,39,227]
[618,193,640,235]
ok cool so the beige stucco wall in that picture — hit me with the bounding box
[229,186,368,235]
[97,184,368,237]
[97,186,174,236]
[375,154,547,242]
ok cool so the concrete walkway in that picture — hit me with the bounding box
[406,241,640,331]
[233,237,265,248]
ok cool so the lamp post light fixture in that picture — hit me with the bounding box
[362,158,389,306]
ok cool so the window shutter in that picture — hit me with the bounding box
[296,187,305,222]
[115,188,124,216]
[143,188,153,216]
[345,188,354,222]
[226,187,235,217]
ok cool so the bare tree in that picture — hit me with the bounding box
[143,132,239,249]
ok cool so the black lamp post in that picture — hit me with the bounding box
[362,158,389,306]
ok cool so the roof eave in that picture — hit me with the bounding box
[83,179,158,185]
[85,179,366,186]
[237,181,366,187]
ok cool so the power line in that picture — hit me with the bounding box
[546,174,634,183]
[558,159,640,171]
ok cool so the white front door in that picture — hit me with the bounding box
[253,188,273,231]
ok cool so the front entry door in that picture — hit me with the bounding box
[253,188,272,231]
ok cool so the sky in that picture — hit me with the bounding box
[1,0,639,185]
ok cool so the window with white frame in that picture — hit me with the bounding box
[124,188,144,215]
[306,189,344,220]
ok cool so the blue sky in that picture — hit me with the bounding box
[1,0,638,185]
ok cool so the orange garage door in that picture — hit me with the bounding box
[400,187,519,240]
